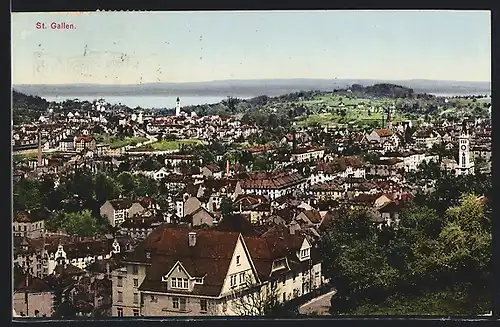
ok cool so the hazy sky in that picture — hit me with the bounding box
[12,10,491,84]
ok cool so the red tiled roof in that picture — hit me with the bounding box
[132,225,239,296]
[302,210,322,224]
[375,129,393,137]
[240,172,306,190]
[75,136,94,143]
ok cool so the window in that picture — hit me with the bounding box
[282,276,286,285]
[146,252,151,259]
[293,273,297,282]
[172,297,179,309]
[133,309,140,317]
[171,278,188,289]
[283,293,286,303]
[117,308,123,317]
[200,299,208,312]
[132,265,138,275]
[117,291,123,302]
[133,278,138,287]
[239,272,245,284]
[117,277,123,287]
[236,255,240,266]
[180,298,187,311]
[151,295,157,302]
[230,275,237,287]
[133,293,139,304]
[195,278,203,284]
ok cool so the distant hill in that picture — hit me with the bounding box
[13,78,491,98]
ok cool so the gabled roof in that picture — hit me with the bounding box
[130,225,240,297]
[300,210,323,224]
[203,163,222,173]
[107,199,141,210]
[15,274,53,293]
[14,207,51,223]
[244,226,316,281]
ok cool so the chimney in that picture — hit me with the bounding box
[188,232,196,247]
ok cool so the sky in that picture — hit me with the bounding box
[11,10,491,85]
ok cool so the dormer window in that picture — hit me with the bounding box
[300,248,310,260]
[194,278,203,284]
[272,258,287,272]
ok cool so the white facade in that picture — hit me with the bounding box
[291,149,325,163]
[175,98,181,117]
[457,125,474,176]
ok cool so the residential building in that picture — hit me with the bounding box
[100,199,146,227]
[110,224,321,316]
[13,275,55,318]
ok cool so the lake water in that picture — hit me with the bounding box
[429,93,491,98]
[41,95,246,109]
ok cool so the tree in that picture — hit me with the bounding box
[117,172,136,196]
[201,150,215,165]
[437,194,491,278]
[46,209,105,236]
[229,275,280,316]
[239,151,254,166]
[13,179,42,210]
[135,176,159,197]
[252,155,270,172]
[220,197,234,219]
[94,173,122,205]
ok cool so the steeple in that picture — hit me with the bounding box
[175,97,181,116]
[457,120,474,176]
[461,120,469,136]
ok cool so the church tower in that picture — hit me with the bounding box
[386,105,394,130]
[457,120,474,175]
[175,97,181,116]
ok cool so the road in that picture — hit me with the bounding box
[298,288,337,316]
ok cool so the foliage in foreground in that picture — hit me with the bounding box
[320,190,491,316]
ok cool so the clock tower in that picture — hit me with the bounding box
[457,120,474,175]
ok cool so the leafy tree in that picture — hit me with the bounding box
[252,155,270,172]
[239,151,254,166]
[94,173,122,204]
[13,179,42,210]
[134,176,159,197]
[117,172,136,196]
[220,197,234,219]
[46,209,105,236]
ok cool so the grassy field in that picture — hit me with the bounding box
[13,152,48,163]
[150,139,203,151]
[95,134,149,149]
[108,137,148,149]
[278,93,407,127]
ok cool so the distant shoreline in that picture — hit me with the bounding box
[12,78,491,99]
